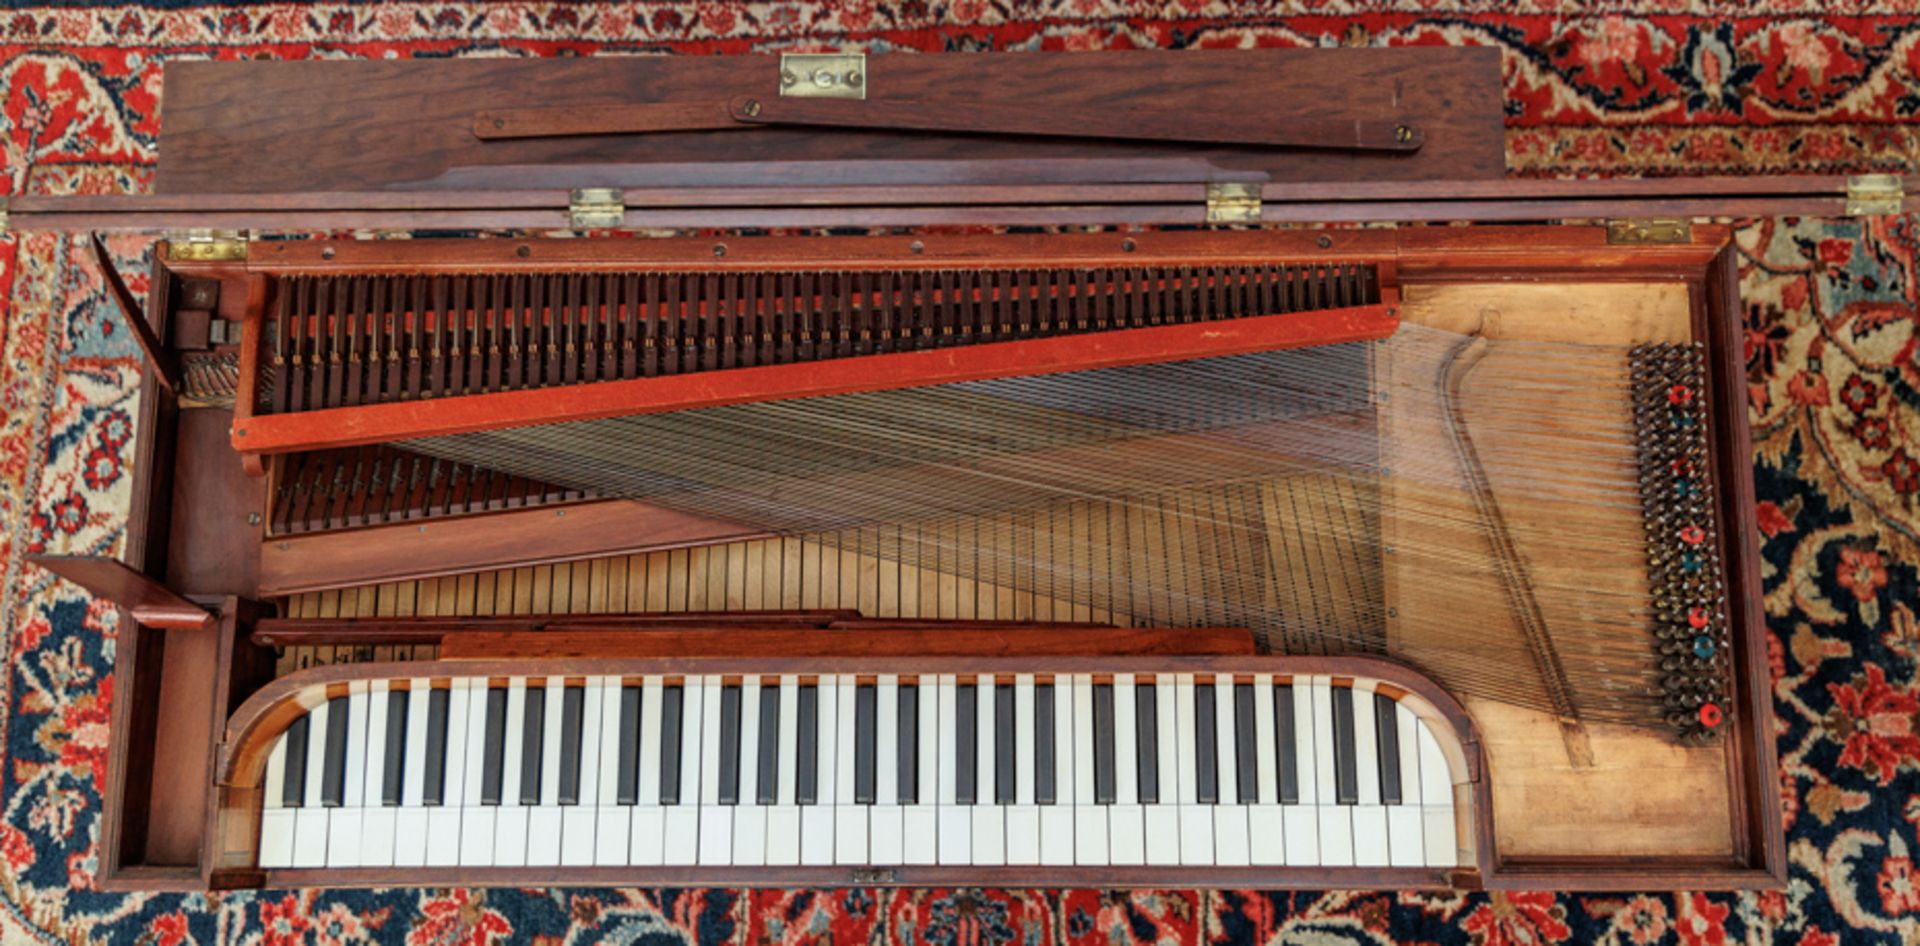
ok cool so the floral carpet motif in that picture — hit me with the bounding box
[3,4,1920,944]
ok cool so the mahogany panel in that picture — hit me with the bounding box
[155,49,1503,194]
[435,625,1258,660]
[258,498,769,596]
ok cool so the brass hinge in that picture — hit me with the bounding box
[780,53,866,100]
[1846,174,1904,216]
[1605,218,1692,245]
[1205,182,1262,225]
[568,188,625,229]
[166,229,249,261]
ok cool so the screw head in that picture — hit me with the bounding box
[780,69,798,86]
[1395,124,1415,143]
[742,99,763,117]
[493,117,506,129]
[846,70,864,88]
[1316,234,1333,249]
[247,513,262,526]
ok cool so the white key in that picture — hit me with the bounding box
[767,676,801,866]
[802,678,837,866]
[936,677,967,865]
[459,682,495,867]
[1419,720,1458,868]
[327,684,369,868]
[1351,683,1390,867]
[871,676,903,864]
[1175,678,1211,865]
[1072,675,1108,866]
[731,679,766,866]
[974,679,1005,866]
[1250,677,1285,866]
[359,683,396,868]
[594,681,631,867]
[629,678,666,866]
[1312,679,1353,867]
[1007,675,1040,865]
[1214,682,1250,868]
[1110,675,1144,866]
[259,732,294,868]
[494,679,528,868]
[394,681,432,867]
[1387,702,1425,868]
[426,683,470,867]
[293,699,330,868]
[904,679,939,865]
[1145,680,1179,866]
[697,677,732,865]
[663,678,703,866]
[1040,679,1074,866]
[353,679,389,863]
[1283,681,1319,865]
[835,677,867,865]
[527,682,565,867]
[559,679,604,867]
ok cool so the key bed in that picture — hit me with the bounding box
[230,656,1480,887]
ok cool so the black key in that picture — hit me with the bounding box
[282,715,310,808]
[381,689,408,806]
[898,684,918,805]
[955,684,977,805]
[1135,683,1158,804]
[1275,684,1299,804]
[1235,684,1258,805]
[519,687,545,806]
[558,684,585,806]
[1375,692,1403,806]
[423,687,450,806]
[321,695,350,808]
[481,687,507,806]
[796,685,818,806]
[718,683,742,805]
[757,683,781,805]
[995,683,1016,805]
[1195,684,1218,805]
[1332,685,1358,805]
[1092,683,1116,805]
[854,683,877,804]
[616,685,642,805]
[1034,683,1056,805]
[658,686,682,805]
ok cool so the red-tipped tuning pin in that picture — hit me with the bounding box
[1699,703,1724,728]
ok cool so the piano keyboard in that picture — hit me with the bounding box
[255,671,1462,873]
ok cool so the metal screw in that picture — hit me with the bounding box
[1316,234,1333,249]
[321,247,336,259]
[1395,124,1415,143]
[276,542,290,551]
[742,99,763,117]
[780,69,798,86]
[516,244,531,258]
[556,509,566,517]
[493,118,506,129]
[846,70,864,88]
[418,525,427,533]
[909,240,925,254]
[235,428,248,436]
[713,244,728,257]
[1120,238,1137,252]
[811,70,836,89]
[1388,608,1399,618]
[247,513,262,526]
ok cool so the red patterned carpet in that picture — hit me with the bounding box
[3,5,1920,944]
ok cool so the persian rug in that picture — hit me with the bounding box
[3,5,1919,944]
